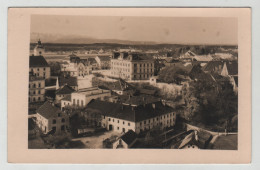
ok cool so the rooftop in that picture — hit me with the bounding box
[36,101,67,119]
[120,130,137,145]
[86,99,173,122]
[56,85,75,95]
[29,55,49,68]
[59,76,78,87]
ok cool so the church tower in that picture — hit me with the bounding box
[33,39,45,56]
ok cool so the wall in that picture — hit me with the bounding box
[30,67,51,79]
[29,79,45,103]
[102,116,136,134]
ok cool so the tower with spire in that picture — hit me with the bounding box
[33,39,45,56]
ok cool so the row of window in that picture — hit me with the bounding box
[52,118,66,124]
[29,83,42,88]
[29,90,42,95]
[133,68,153,73]
[139,113,174,126]
[29,96,43,102]
[111,62,130,67]
[134,63,153,67]
[30,67,47,72]
[73,99,84,106]
[112,67,130,72]
[108,118,131,126]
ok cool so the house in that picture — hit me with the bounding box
[29,55,51,79]
[59,76,78,91]
[61,87,111,109]
[36,101,69,134]
[55,85,75,103]
[101,79,135,95]
[111,52,155,80]
[95,55,111,69]
[86,99,176,134]
[112,130,138,149]
[29,73,45,103]
[61,54,92,77]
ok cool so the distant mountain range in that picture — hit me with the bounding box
[30,32,157,45]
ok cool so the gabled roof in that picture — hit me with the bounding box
[29,55,49,67]
[120,130,137,145]
[59,76,78,87]
[56,85,75,95]
[86,100,173,122]
[45,77,58,87]
[37,101,66,119]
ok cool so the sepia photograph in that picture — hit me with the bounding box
[7,8,251,164]
[28,15,238,150]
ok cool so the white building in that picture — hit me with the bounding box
[61,87,111,109]
[86,100,176,134]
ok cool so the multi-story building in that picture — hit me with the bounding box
[110,52,154,80]
[29,73,45,103]
[61,54,92,77]
[29,55,51,79]
[95,55,111,69]
[86,99,176,134]
[61,87,111,109]
[36,101,69,134]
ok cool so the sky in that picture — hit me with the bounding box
[31,15,238,45]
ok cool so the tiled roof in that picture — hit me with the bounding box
[29,55,49,67]
[86,99,173,122]
[121,95,160,106]
[36,101,67,119]
[56,85,75,95]
[45,77,58,87]
[202,61,224,73]
[120,130,137,145]
[109,79,134,91]
[59,76,78,87]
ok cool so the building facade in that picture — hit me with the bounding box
[29,74,45,103]
[36,102,69,134]
[86,100,176,134]
[61,87,111,109]
[61,54,92,77]
[30,55,51,79]
[110,52,154,80]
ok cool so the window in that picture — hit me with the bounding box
[81,100,84,106]
[113,119,114,122]
[58,113,61,117]
[123,121,125,125]
[33,91,35,95]
[37,68,39,71]
[140,122,142,126]
[118,120,120,123]
[128,123,130,126]
[38,97,41,101]
[77,99,79,106]
[33,84,36,88]
[38,90,41,94]
[109,118,111,121]
[157,117,159,121]
[144,121,146,124]
[52,119,56,124]
[122,128,125,133]
[43,68,46,71]
[117,127,119,130]
[62,118,65,123]
[38,83,41,88]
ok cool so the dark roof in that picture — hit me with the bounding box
[226,61,238,75]
[121,95,160,106]
[29,55,49,67]
[202,61,224,73]
[97,55,111,61]
[56,85,75,95]
[61,94,71,101]
[59,76,78,87]
[36,101,66,119]
[108,79,134,91]
[45,89,56,99]
[45,77,57,87]
[120,130,137,145]
[86,100,173,122]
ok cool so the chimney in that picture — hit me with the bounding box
[195,131,198,141]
